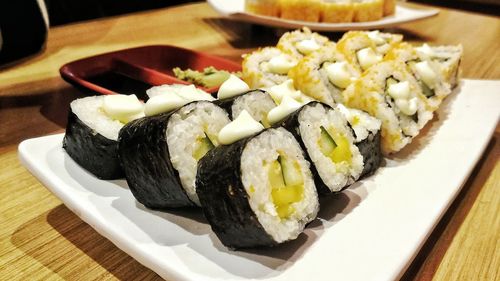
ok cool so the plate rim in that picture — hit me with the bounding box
[207,0,439,31]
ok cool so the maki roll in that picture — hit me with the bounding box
[352,0,384,22]
[197,127,319,249]
[288,44,360,105]
[343,60,434,154]
[63,95,144,179]
[217,89,277,127]
[118,101,230,209]
[383,0,396,16]
[215,74,277,127]
[277,102,364,193]
[415,43,463,89]
[385,42,452,110]
[244,0,281,17]
[336,30,402,73]
[276,27,332,59]
[336,104,382,178]
[280,0,322,22]
[242,47,298,88]
[321,0,355,23]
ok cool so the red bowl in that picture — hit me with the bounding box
[59,45,242,98]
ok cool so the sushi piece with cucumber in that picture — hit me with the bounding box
[196,126,319,249]
[217,89,277,128]
[276,102,364,193]
[336,104,382,178]
[343,60,434,154]
[63,94,144,179]
[118,101,230,209]
[215,74,277,128]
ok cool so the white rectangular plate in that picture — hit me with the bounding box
[207,0,439,31]
[19,79,500,281]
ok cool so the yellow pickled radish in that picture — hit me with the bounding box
[268,155,304,219]
[331,136,352,163]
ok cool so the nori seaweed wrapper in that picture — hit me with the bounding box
[274,101,333,194]
[196,131,278,249]
[63,110,124,180]
[355,130,382,178]
[118,112,195,209]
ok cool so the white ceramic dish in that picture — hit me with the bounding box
[19,79,500,281]
[207,0,439,31]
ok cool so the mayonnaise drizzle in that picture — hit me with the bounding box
[217,74,250,100]
[218,110,264,145]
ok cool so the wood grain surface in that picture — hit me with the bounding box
[0,2,498,280]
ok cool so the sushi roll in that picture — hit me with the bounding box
[415,43,463,89]
[276,27,333,59]
[343,60,434,154]
[383,0,396,16]
[288,44,360,105]
[244,0,281,17]
[242,47,298,88]
[280,0,322,22]
[217,89,277,128]
[336,30,402,73]
[196,126,319,249]
[336,104,382,178]
[321,0,354,23]
[63,94,144,179]
[118,101,230,209]
[385,42,451,109]
[277,102,364,193]
[352,0,384,22]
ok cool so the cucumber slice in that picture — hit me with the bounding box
[268,159,286,190]
[268,155,304,219]
[318,126,352,163]
[279,155,304,187]
[420,81,435,97]
[319,126,337,156]
[192,133,215,161]
[331,136,352,163]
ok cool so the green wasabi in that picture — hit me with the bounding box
[173,66,240,88]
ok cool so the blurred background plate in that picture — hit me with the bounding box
[207,0,439,31]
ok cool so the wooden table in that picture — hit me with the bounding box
[0,2,498,280]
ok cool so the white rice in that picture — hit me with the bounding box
[242,47,298,89]
[240,128,319,243]
[343,60,434,153]
[231,90,276,127]
[70,96,124,140]
[299,103,364,191]
[336,104,381,143]
[166,101,230,206]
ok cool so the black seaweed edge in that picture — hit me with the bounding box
[196,129,279,249]
[62,109,124,180]
[356,130,382,179]
[118,111,195,209]
[275,101,334,194]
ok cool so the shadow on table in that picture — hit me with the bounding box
[10,204,163,280]
[0,84,84,147]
